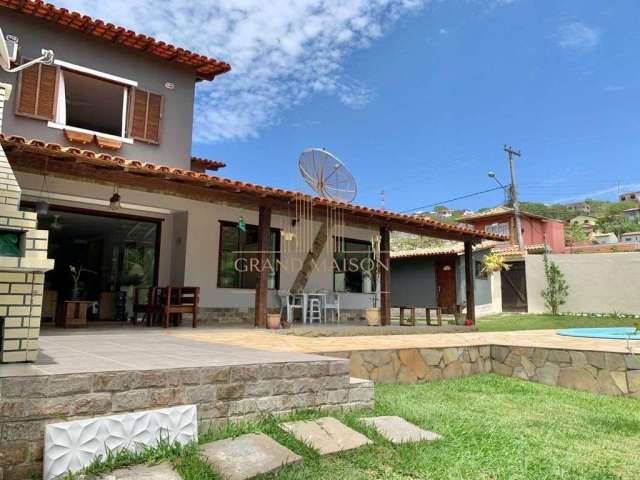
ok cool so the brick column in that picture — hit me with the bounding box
[0,82,54,363]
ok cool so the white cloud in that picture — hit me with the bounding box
[56,0,426,142]
[556,22,601,51]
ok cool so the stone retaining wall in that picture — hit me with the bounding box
[491,345,640,397]
[0,360,373,479]
[324,346,492,384]
[323,345,640,398]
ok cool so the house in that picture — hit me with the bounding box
[593,232,618,245]
[0,1,502,362]
[391,242,502,318]
[566,202,592,214]
[619,192,640,203]
[621,232,640,244]
[569,215,598,238]
[623,207,640,222]
[458,206,565,253]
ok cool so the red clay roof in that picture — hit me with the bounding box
[0,134,507,242]
[459,206,564,223]
[391,241,497,259]
[0,0,231,81]
[190,156,226,171]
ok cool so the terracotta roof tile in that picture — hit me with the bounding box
[391,241,497,259]
[0,0,231,81]
[0,133,507,242]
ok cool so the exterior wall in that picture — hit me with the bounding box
[390,250,500,315]
[0,10,197,169]
[491,345,638,397]
[0,360,373,479]
[325,346,492,384]
[525,252,640,314]
[467,213,565,252]
[0,84,53,363]
[14,172,379,319]
[621,233,640,243]
[323,344,639,399]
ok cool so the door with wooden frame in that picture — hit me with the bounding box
[501,261,528,312]
[436,259,457,314]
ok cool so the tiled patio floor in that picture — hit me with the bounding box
[0,331,332,378]
[172,328,640,354]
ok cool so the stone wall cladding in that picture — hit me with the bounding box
[323,345,640,398]
[490,345,639,397]
[196,307,366,326]
[0,359,373,479]
[323,346,492,384]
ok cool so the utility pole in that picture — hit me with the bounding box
[504,145,524,250]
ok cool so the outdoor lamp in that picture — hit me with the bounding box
[109,186,121,210]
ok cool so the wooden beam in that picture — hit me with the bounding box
[380,226,391,326]
[254,206,272,328]
[5,149,500,242]
[464,240,476,326]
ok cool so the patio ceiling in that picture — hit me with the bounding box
[1,134,507,243]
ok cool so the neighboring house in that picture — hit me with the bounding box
[0,1,501,338]
[390,242,502,318]
[458,206,565,253]
[620,192,640,203]
[621,232,640,244]
[623,207,640,222]
[433,208,452,219]
[593,232,619,245]
[566,202,592,215]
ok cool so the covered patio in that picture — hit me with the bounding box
[1,134,504,331]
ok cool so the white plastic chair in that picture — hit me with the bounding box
[321,290,341,323]
[278,292,303,323]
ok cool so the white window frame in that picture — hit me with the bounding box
[47,59,138,143]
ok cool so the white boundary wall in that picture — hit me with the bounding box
[525,252,640,314]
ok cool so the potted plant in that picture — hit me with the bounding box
[267,309,281,329]
[69,264,96,300]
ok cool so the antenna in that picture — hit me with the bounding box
[0,27,54,73]
[298,148,357,203]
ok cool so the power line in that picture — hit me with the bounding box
[399,186,505,213]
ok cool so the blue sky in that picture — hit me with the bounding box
[61,0,640,212]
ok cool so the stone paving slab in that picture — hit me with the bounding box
[361,416,442,444]
[281,417,372,455]
[98,462,181,479]
[201,432,302,480]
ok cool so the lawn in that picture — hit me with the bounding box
[476,313,639,332]
[75,375,640,480]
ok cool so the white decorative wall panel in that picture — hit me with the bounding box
[44,404,197,479]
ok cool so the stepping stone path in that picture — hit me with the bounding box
[361,416,442,444]
[201,432,302,480]
[281,417,372,455]
[98,462,181,479]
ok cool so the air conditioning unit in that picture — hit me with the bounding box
[4,35,18,64]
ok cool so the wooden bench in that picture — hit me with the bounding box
[397,306,443,326]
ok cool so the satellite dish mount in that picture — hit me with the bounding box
[0,27,54,73]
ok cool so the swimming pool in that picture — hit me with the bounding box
[557,327,640,340]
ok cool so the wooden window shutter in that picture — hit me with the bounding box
[129,88,163,144]
[16,61,58,120]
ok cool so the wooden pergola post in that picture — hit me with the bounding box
[464,240,476,326]
[254,206,272,328]
[380,226,391,326]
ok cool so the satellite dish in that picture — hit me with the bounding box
[0,27,54,73]
[298,148,357,203]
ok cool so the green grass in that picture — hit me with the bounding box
[73,375,640,480]
[476,313,639,332]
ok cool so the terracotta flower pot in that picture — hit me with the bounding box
[267,313,281,329]
[365,308,381,326]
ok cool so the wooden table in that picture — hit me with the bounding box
[63,300,93,328]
